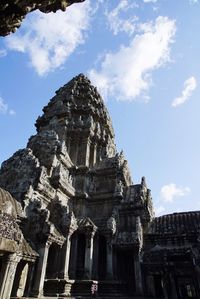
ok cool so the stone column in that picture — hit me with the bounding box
[106,240,113,280]
[60,233,72,280]
[84,232,95,279]
[92,235,99,279]
[32,241,51,297]
[16,263,29,297]
[134,254,143,295]
[85,139,91,167]
[23,262,35,297]
[0,253,21,299]
[96,144,102,163]
[91,142,97,166]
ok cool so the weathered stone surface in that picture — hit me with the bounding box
[0,74,199,299]
[0,0,85,36]
[0,74,153,298]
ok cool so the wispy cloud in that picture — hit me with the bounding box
[5,1,91,76]
[0,49,7,57]
[172,76,197,107]
[154,205,165,216]
[89,16,176,101]
[189,0,199,4]
[143,0,158,3]
[0,97,16,116]
[160,183,190,202]
[105,0,138,36]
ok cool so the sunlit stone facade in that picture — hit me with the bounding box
[0,74,199,299]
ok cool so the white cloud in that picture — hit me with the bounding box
[9,109,16,116]
[189,0,199,4]
[172,76,197,107]
[89,16,176,101]
[154,205,165,216]
[105,0,138,35]
[0,97,8,114]
[5,1,91,76]
[160,183,190,202]
[0,97,16,116]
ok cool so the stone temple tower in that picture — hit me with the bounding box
[0,74,154,298]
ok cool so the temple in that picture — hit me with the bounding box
[0,74,199,299]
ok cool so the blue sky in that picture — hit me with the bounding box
[0,0,200,216]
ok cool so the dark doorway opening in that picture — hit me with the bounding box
[46,243,60,279]
[76,233,86,279]
[11,260,28,297]
[115,248,135,294]
[154,275,164,298]
[177,276,197,299]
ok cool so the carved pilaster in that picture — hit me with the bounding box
[23,263,35,297]
[84,230,96,279]
[0,253,21,299]
[77,138,91,166]
[134,254,143,295]
[31,241,51,298]
[59,228,75,281]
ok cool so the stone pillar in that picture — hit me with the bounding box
[60,233,72,280]
[16,263,29,297]
[92,235,99,279]
[91,142,97,166]
[0,253,21,299]
[32,241,51,297]
[96,144,102,162]
[24,262,35,297]
[106,240,113,280]
[134,254,143,295]
[84,232,95,279]
[69,234,78,279]
[85,139,91,167]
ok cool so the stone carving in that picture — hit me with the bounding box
[88,177,96,193]
[107,216,117,235]
[0,1,85,36]
[62,211,78,235]
[116,231,140,245]
[114,180,123,197]
[0,213,22,242]
[0,74,198,299]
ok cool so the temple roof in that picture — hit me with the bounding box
[21,238,39,261]
[35,73,115,140]
[148,211,200,235]
[0,187,22,218]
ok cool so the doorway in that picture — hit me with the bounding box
[115,248,135,294]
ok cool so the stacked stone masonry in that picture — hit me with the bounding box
[0,74,199,299]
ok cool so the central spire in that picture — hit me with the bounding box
[30,74,116,167]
